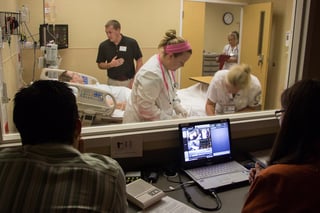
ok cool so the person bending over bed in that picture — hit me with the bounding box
[205,64,261,116]
[59,70,131,110]
[123,29,192,123]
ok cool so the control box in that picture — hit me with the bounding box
[126,178,165,209]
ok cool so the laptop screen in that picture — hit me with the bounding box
[179,119,233,168]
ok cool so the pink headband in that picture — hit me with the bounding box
[164,41,192,54]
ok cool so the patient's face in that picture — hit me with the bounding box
[67,71,84,84]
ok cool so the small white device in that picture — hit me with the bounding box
[46,43,58,63]
[38,42,60,69]
[126,178,165,209]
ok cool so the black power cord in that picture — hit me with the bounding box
[179,173,222,211]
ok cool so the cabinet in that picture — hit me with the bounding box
[202,52,219,76]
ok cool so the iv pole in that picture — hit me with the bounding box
[42,0,47,45]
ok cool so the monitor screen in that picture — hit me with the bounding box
[179,119,232,166]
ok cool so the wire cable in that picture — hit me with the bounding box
[163,180,195,192]
[178,173,222,211]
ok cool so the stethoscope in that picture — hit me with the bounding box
[227,45,238,56]
[157,54,178,104]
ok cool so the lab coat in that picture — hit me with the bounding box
[207,69,261,114]
[123,54,184,123]
[222,44,239,69]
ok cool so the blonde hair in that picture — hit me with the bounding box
[226,64,251,89]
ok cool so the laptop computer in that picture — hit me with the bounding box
[179,118,249,192]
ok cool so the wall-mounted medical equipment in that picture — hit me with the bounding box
[39,24,68,49]
[38,41,61,69]
[0,11,21,45]
[38,24,68,69]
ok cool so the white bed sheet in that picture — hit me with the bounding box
[110,83,208,120]
[177,83,208,117]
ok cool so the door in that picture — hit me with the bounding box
[240,2,272,109]
[181,0,205,88]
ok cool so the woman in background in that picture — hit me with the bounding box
[218,31,239,69]
[123,29,192,123]
[242,79,320,212]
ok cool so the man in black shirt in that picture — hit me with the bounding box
[96,20,143,88]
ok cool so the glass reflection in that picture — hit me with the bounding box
[0,0,296,135]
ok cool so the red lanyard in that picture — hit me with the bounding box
[158,54,175,92]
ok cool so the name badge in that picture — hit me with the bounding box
[223,105,236,114]
[119,46,127,52]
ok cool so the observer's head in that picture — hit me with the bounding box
[13,80,81,146]
[270,79,320,165]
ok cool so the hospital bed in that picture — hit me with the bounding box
[40,68,99,85]
[40,68,118,126]
[177,82,208,117]
[40,68,209,124]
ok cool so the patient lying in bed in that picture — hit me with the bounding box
[58,70,209,117]
[58,70,131,110]
[43,68,208,120]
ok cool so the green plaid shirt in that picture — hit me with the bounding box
[0,144,127,213]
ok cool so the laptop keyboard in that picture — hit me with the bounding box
[188,161,245,180]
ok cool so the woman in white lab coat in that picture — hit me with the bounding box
[220,31,239,69]
[123,29,192,123]
[205,64,261,116]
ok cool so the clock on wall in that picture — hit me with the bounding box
[223,12,234,25]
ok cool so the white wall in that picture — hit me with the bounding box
[17,0,181,84]
[204,3,241,53]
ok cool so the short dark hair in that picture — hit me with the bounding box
[105,19,121,30]
[13,80,79,145]
[269,79,320,165]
